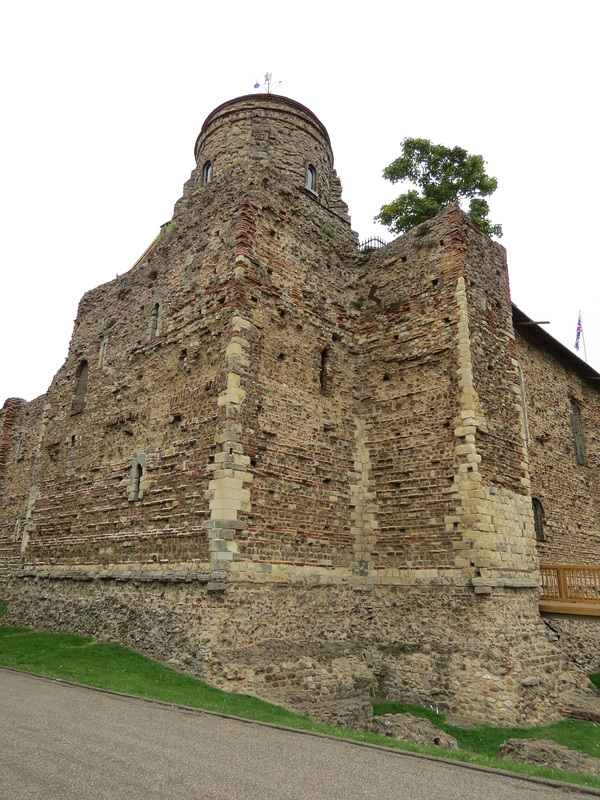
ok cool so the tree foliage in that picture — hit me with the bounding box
[376,138,503,238]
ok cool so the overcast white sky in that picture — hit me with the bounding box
[1,1,597,403]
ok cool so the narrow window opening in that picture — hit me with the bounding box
[202,160,212,185]
[132,463,143,501]
[319,347,331,392]
[15,433,25,462]
[383,373,390,384]
[569,399,587,465]
[305,164,317,193]
[98,337,108,369]
[72,360,89,414]
[149,302,160,340]
[532,498,545,541]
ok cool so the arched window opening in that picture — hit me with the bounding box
[72,359,89,414]
[532,498,545,542]
[134,463,143,500]
[319,347,331,392]
[130,461,144,502]
[305,164,317,193]
[202,160,212,185]
[569,399,588,465]
[149,302,160,341]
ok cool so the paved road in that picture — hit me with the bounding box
[0,669,591,799]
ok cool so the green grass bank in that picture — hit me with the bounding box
[1,604,599,790]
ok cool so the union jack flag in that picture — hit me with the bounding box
[575,312,582,351]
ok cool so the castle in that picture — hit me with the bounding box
[2,94,599,726]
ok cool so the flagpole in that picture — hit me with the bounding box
[581,311,588,363]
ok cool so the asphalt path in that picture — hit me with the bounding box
[0,669,593,799]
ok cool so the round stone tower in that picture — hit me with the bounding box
[193,94,338,210]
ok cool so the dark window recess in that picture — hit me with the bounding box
[305,164,316,193]
[569,399,588,465]
[319,347,331,392]
[149,303,160,340]
[202,160,212,184]
[132,463,143,501]
[72,360,89,413]
[532,498,545,541]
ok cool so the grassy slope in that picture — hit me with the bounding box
[372,700,600,760]
[1,605,599,790]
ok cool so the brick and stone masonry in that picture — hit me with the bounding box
[1,94,599,725]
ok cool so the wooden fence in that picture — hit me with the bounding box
[540,565,600,603]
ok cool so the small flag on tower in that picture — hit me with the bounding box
[575,312,582,351]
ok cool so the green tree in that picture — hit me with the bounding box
[376,138,503,237]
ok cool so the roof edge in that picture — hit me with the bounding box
[512,304,600,384]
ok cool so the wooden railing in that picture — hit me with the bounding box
[540,565,600,604]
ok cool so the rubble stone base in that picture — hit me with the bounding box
[3,577,597,728]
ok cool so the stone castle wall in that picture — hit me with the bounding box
[0,395,46,580]
[2,577,590,727]
[516,328,600,564]
[1,94,599,726]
